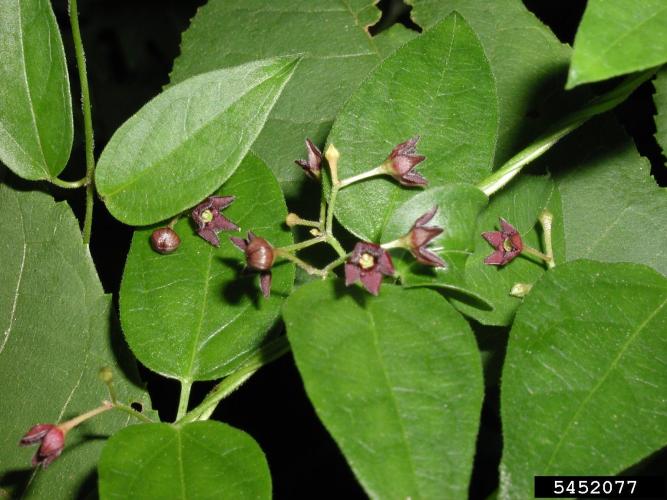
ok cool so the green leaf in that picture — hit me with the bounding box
[380,184,491,306]
[0,0,73,180]
[553,117,667,276]
[409,0,572,164]
[654,66,667,159]
[567,0,667,88]
[329,12,497,241]
[450,175,565,326]
[119,154,294,382]
[284,281,484,499]
[499,260,667,499]
[98,421,271,499]
[96,57,299,225]
[0,187,149,499]
[170,0,415,196]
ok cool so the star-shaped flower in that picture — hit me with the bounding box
[230,232,275,298]
[191,196,239,246]
[381,136,427,187]
[294,138,322,180]
[345,242,395,295]
[406,207,446,267]
[482,218,523,265]
[20,424,66,468]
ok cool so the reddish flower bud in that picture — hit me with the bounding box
[345,242,395,295]
[294,138,322,180]
[406,207,446,268]
[482,218,523,265]
[381,136,427,187]
[230,232,275,298]
[192,196,239,247]
[20,424,66,468]
[150,227,181,254]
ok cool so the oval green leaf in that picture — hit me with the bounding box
[170,0,415,196]
[96,57,299,225]
[567,0,667,88]
[0,186,149,499]
[284,281,484,499]
[328,12,498,241]
[381,184,491,306]
[655,67,667,158]
[450,174,565,326]
[500,260,667,499]
[120,154,294,382]
[98,421,271,500]
[0,0,73,180]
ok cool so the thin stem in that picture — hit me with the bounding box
[167,216,180,229]
[69,0,96,245]
[380,238,406,250]
[326,235,346,258]
[49,176,88,189]
[338,166,385,188]
[274,250,325,276]
[277,235,325,253]
[326,185,339,236]
[111,403,154,424]
[322,253,349,275]
[59,401,113,432]
[318,197,326,231]
[176,381,192,421]
[539,210,556,269]
[179,337,291,424]
[292,217,320,228]
[522,246,553,265]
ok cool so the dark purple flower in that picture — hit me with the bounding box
[20,424,66,468]
[294,138,322,180]
[192,196,239,247]
[482,218,523,265]
[230,232,275,298]
[406,207,446,267]
[382,136,427,187]
[150,227,181,254]
[345,242,395,295]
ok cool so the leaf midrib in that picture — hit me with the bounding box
[365,307,421,498]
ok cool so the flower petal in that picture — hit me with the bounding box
[360,271,383,295]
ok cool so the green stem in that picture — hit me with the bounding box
[326,184,340,237]
[522,245,553,265]
[476,121,581,196]
[176,381,192,421]
[277,235,325,253]
[49,176,88,189]
[112,403,154,424]
[326,235,346,258]
[274,250,325,276]
[69,0,96,245]
[338,166,385,188]
[322,253,348,275]
[179,337,291,424]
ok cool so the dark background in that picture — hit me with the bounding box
[29,0,666,498]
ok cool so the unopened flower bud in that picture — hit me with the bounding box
[150,227,181,254]
[230,232,275,297]
[294,138,322,180]
[285,213,300,227]
[510,282,533,297]
[98,367,113,383]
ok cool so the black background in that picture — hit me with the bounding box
[18,1,666,498]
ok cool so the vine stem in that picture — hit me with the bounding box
[49,176,88,189]
[176,381,192,421]
[179,336,290,424]
[68,0,96,245]
[476,121,581,196]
